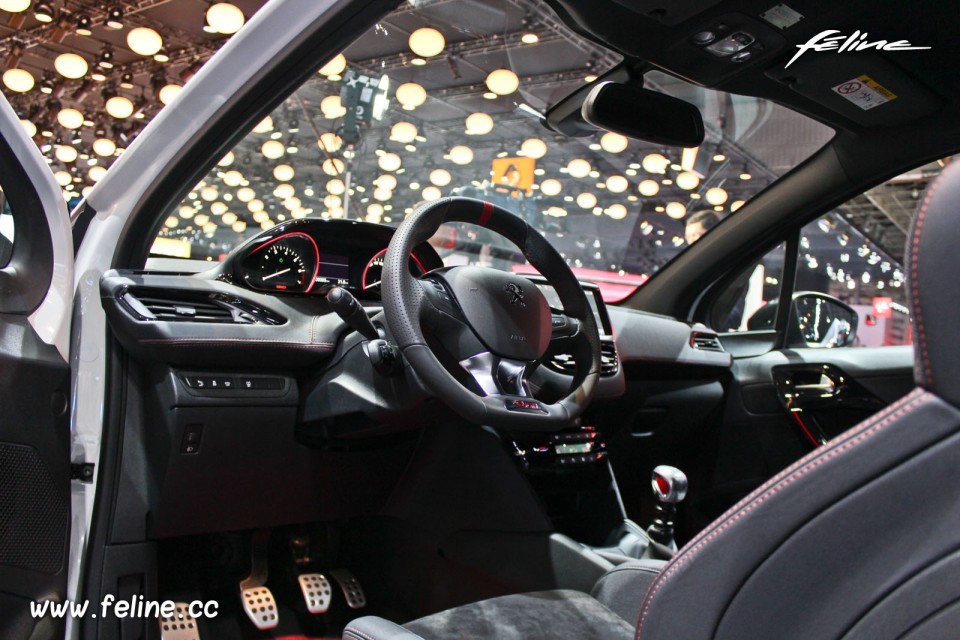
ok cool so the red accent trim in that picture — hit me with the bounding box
[791,412,821,448]
[361,248,428,289]
[248,231,320,293]
[478,201,494,227]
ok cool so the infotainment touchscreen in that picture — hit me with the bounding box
[534,283,612,337]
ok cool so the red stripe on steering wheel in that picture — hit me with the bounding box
[478,201,493,226]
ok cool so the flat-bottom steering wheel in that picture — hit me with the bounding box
[382,197,601,431]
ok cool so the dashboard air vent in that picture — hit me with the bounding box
[548,340,619,376]
[690,332,724,352]
[119,288,284,325]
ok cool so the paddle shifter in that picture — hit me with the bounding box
[647,465,688,551]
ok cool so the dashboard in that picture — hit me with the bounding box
[229,218,443,297]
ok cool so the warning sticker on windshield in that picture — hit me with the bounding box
[831,75,897,110]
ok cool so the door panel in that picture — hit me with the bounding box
[708,345,913,519]
[0,92,74,638]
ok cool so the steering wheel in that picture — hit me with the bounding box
[382,197,601,430]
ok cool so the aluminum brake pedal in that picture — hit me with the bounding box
[298,573,333,614]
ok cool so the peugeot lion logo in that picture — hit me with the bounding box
[504,282,525,307]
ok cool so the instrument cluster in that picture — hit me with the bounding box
[231,219,439,297]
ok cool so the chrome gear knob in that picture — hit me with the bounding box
[652,465,688,504]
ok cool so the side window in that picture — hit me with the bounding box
[710,243,786,333]
[795,212,909,347]
[0,190,13,268]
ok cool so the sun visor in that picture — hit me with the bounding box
[766,53,942,128]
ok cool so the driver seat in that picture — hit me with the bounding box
[344,162,960,640]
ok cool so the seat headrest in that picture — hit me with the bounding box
[907,160,960,407]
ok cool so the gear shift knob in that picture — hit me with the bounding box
[652,465,688,504]
[647,465,688,552]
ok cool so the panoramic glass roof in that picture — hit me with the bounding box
[150,0,834,301]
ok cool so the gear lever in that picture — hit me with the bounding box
[646,465,688,552]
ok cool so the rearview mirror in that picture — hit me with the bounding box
[581,81,705,148]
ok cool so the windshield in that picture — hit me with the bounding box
[148,0,834,302]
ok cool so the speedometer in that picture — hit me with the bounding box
[242,232,319,293]
[362,249,427,290]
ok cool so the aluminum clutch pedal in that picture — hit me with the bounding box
[239,530,279,630]
[159,602,200,640]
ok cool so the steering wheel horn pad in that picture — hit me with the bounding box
[382,197,601,430]
[437,266,552,361]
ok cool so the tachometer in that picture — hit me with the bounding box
[362,249,427,290]
[243,232,319,293]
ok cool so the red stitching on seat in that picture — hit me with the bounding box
[635,389,931,639]
[909,168,951,386]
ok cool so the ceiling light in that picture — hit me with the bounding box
[395,82,426,110]
[92,138,116,157]
[322,158,344,176]
[244,200,262,213]
[57,108,83,129]
[320,95,347,118]
[105,95,134,118]
[600,132,628,154]
[158,83,182,105]
[319,53,346,77]
[429,169,451,187]
[221,212,237,224]
[606,175,628,193]
[252,115,273,133]
[104,5,123,30]
[576,193,597,209]
[318,132,342,152]
[739,167,752,180]
[521,32,539,44]
[422,186,442,202]
[119,72,134,89]
[378,152,401,172]
[202,222,217,234]
[448,145,473,165]
[713,153,726,162]
[232,221,246,233]
[567,159,591,178]
[410,57,426,66]
[55,145,78,163]
[326,179,345,195]
[261,139,284,159]
[211,201,228,215]
[731,200,745,212]
[222,170,243,186]
[641,153,669,174]
[540,178,562,196]
[218,151,234,166]
[237,187,256,202]
[665,202,686,219]
[465,112,494,136]
[88,165,107,181]
[206,3,245,34]
[127,27,163,56]
[483,92,497,100]
[54,53,88,79]
[409,27,445,58]
[20,119,36,137]
[520,138,547,159]
[373,187,392,202]
[273,184,294,199]
[374,174,397,191]
[153,48,170,63]
[638,179,659,196]
[389,121,418,143]
[2,68,34,92]
[606,204,627,219]
[705,186,728,205]
[74,13,93,35]
[200,186,218,201]
[273,164,295,181]
[34,2,54,23]
[178,205,195,219]
[675,171,700,190]
[546,206,567,217]
[485,69,519,95]
[0,0,30,11]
